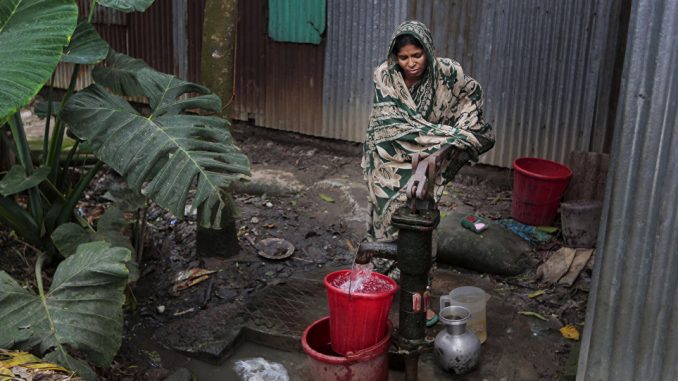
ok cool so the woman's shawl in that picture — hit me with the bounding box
[362,21,495,241]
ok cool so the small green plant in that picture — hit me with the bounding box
[0,0,250,378]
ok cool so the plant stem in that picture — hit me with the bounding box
[9,114,44,224]
[43,75,55,164]
[8,113,32,175]
[88,0,98,23]
[58,140,80,189]
[46,67,79,183]
[36,252,64,356]
[55,161,103,226]
[45,0,97,181]
[135,205,147,264]
[45,0,98,181]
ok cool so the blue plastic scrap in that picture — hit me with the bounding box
[498,219,554,243]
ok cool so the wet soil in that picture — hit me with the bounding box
[0,123,590,380]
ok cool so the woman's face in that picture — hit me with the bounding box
[396,43,426,83]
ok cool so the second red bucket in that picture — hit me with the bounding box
[512,157,573,226]
[324,270,398,355]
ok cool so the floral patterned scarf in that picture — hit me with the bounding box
[362,21,495,241]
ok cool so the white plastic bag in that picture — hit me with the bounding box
[233,357,289,381]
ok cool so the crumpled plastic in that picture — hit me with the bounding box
[233,357,289,381]
[498,219,554,243]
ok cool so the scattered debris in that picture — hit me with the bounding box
[499,219,555,243]
[234,357,289,381]
[255,238,295,260]
[170,268,217,294]
[559,324,580,341]
[460,214,490,233]
[157,305,166,314]
[527,290,546,298]
[536,248,577,284]
[536,247,594,286]
[173,308,195,317]
[318,193,335,203]
[518,311,549,321]
[0,349,82,380]
[558,249,594,286]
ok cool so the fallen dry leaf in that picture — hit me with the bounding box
[560,324,580,341]
[518,311,548,321]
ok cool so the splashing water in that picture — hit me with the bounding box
[340,262,374,293]
[333,263,395,294]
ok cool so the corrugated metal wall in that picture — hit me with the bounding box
[409,0,617,167]
[320,0,408,141]
[53,1,204,91]
[234,0,325,135]
[577,0,678,379]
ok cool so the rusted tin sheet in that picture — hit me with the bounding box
[234,0,325,136]
[187,0,206,83]
[409,0,617,167]
[54,0,205,92]
[577,0,678,379]
[52,63,93,92]
[320,0,407,142]
[128,1,175,76]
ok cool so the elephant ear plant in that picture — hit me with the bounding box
[0,0,250,379]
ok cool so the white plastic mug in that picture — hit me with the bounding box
[440,286,490,343]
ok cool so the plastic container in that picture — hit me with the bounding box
[440,286,490,343]
[324,270,398,355]
[301,316,391,381]
[560,200,603,248]
[512,157,573,226]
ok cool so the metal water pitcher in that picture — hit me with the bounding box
[434,305,481,374]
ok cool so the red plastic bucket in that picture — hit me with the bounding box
[324,270,398,355]
[302,316,391,381]
[512,157,573,226]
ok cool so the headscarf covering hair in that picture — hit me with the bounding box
[362,20,494,241]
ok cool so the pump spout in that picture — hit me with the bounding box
[355,241,398,264]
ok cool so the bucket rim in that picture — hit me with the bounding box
[324,269,399,298]
[302,316,392,364]
[513,157,573,181]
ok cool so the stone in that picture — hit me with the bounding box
[232,169,305,196]
[152,302,245,361]
[437,210,536,275]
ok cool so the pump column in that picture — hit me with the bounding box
[391,206,440,381]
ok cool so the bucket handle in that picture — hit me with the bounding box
[345,345,381,362]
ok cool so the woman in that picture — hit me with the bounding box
[362,21,495,242]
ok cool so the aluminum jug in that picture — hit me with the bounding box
[434,305,481,374]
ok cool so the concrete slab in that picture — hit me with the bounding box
[236,268,567,379]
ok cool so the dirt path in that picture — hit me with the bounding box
[1,120,587,380]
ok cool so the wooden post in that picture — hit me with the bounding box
[196,0,239,257]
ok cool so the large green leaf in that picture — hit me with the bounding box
[0,0,78,124]
[61,20,109,64]
[0,165,51,196]
[0,195,40,246]
[92,50,149,97]
[101,184,146,212]
[98,0,154,12]
[51,207,139,281]
[62,68,250,228]
[0,241,130,379]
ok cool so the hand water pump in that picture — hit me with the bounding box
[356,145,457,380]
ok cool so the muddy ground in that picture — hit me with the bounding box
[0,122,590,380]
